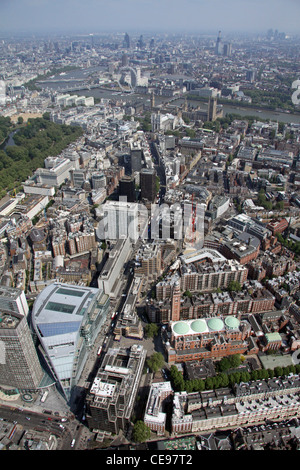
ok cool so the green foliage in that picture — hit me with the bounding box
[172,359,300,394]
[276,232,300,257]
[227,281,242,292]
[257,188,272,210]
[183,290,192,298]
[216,354,242,372]
[0,116,13,144]
[241,87,295,111]
[170,365,186,391]
[132,421,151,443]
[144,323,159,338]
[147,352,164,373]
[0,117,83,193]
[155,176,160,193]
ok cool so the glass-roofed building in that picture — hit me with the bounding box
[31,282,110,402]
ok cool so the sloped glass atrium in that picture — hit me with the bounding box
[31,282,110,401]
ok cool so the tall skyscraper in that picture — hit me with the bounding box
[215,31,223,55]
[119,175,136,202]
[102,200,140,242]
[223,43,232,56]
[121,53,129,67]
[31,282,110,401]
[0,287,44,391]
[130,148,143,174]
[140,168,157,203]
[123,32,131,49]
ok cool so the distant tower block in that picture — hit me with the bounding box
[151,92,155,109]
[208,97,217,121]
[215,30,223,55]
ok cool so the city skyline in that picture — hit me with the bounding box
[0,0,300,35]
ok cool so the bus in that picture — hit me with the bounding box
[40,391,49,403]
[97,346,102,356]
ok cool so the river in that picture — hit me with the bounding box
[39,67,300,125]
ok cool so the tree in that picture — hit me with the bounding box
[183,290,192,298]
[170,365,185,391]
[205,377,215,390]
[147,352,164,373]
[227,281,242,292]
[132,421,151,443]
[144,323,159,338]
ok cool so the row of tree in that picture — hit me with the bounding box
[169,360,300,393]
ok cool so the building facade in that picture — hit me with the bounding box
[31,282,110,401]
[0,287,44,391]
[86,345,146,434]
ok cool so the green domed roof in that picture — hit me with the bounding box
[207,317,224,331]
[173,321,190,335]
[191,319,207,333]
[225,316,240,330]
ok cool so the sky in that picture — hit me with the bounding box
[0,0,299,36]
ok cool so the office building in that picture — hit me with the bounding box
[101,200,140,242]
[134,242,162,280]
[98,237,132,298]
[123,32,131,49]
[140,168,157,203]
[215,31,223,55]
[0,286,29,317]
[71,169,88,189]
[33,156,79,187]
[144,382,173,435]
[0,286,44,391]
[130,148,143,174]
[31,282,110,401]
[223,43,232,56]
[91,173,106,190]
[118,175,136,202]
[86,344,146,434]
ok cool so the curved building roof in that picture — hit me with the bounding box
[191,319,207,333]
[224,316,240,330]
[31,282,109,401]
[207,317,224,332]
[171,316,240,337]
[173,321,190,335]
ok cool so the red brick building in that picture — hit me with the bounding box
[267,218,289,235]
[166,317,250,364]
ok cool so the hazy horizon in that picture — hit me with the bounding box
[0,0,300,37]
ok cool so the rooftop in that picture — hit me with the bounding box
[171,316,241,336]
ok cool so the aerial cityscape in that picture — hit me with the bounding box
[0,0,300,455]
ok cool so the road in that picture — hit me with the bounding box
[0,403,93,450]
